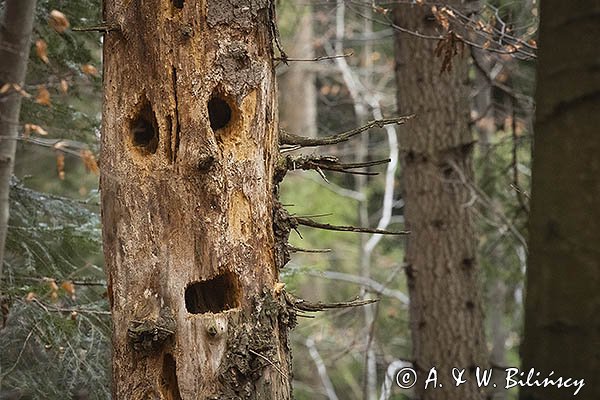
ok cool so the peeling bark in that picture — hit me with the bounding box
[101,1,291,398]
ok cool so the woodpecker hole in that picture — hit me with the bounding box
[208,95,232,131]
[131,102,159,154]
[160,353,182,400]
[172,0,184,9]
[185,272,240,314]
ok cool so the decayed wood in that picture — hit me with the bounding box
[101,1,291,398]
[393,2,488,400]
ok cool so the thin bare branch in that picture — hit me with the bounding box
[306,336,340,400]
[280,116,413,147]
[248,349,287,378]
[275,52,353,63]
[284,155,390,177]
[295,217,409,235]
[308,270,409,304]
[287,245,332,254]
[285,292,378,312]
[72,25,118,33]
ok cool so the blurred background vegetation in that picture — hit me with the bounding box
[0,0,536,399]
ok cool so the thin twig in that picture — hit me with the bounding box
[1,329,34,379]
[295,217,409,235]
[72,25,118,33]
[248,349,287,378]
[31,298,110,316]
[308,270,409,304]
[287,245,332,254]
[275,52,353,62]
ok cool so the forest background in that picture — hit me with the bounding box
[0,0,578,399]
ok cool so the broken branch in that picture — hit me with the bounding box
[275,52,353,62]
[72,24,118,33]
[287,245,332,254]
[295,217,409,235]
[280,115,414,147]
[286,154,390,176]
[284,292,377,312]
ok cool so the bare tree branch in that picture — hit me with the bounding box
[308,270,409,304]
[295,217,409,235]
[287,245,331,254]
[285,292,377,312]
[280,116,413,147]
[284,155,390,176]
[306,336,340,400]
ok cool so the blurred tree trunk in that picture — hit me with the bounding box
[278,7,317,138]
[521,1,600,399]
[0,0,37,280]
[101,1,292,398]
[393,3,488,400]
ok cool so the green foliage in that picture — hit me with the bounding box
[0,179,110,399]
[0,2,108,397]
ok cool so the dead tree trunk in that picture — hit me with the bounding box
[101,1,292,398]
[393,3,488,400]
[0,0,37,280]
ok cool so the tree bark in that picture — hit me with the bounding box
[393,3,488,399]
[0,0,37,280]
[101,1,291,399]
[521,1,600,399]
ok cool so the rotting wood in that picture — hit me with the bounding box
[101,1,292,398]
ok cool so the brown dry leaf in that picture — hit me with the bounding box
[80,149,99,175]
[442,6,456,18]
[81,64,98,77]
[70,311,78,321]
[372,5,388,15]
[24,123,49,136]
[432,6,450,31]
[35,39,49,64]
[61,281,76,296]
[0,83,11,94]
[49,279,59,292]
[36,85,52,106]
[49,10,70,33]
[528,39,537,48]
[12,84,31,98]
[26,292,36,302]
[59,79,69,94]
[56,152,65,180]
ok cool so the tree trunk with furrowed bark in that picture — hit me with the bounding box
[101,1,292,398]
[393,2,488,400]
